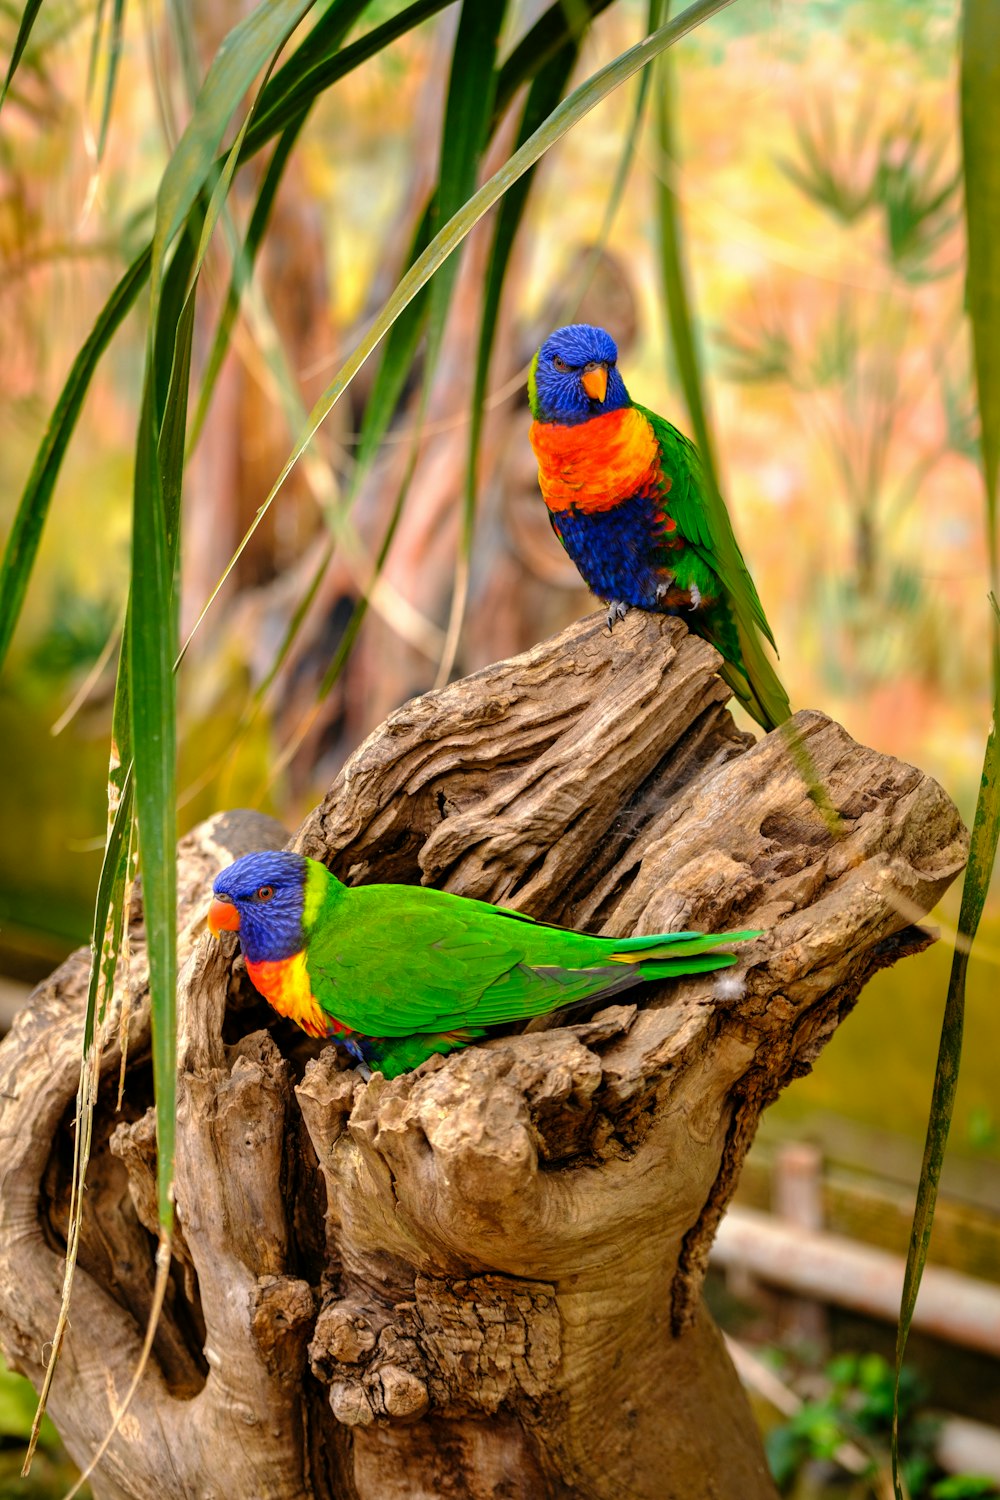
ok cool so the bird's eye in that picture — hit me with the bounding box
[552,355,571,373]
[257,886,274,902]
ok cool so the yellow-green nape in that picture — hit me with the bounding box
[527,348,541,421]
[302,855,333,930]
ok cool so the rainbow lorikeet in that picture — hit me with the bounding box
[528,323,790,732]
[207,850,760,1079]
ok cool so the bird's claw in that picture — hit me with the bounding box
[341,1035,373,1079]
[606,600,629,631]
[655,576,674,603]
[688,584,702,611]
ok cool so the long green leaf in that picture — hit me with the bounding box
[130,372,177,1232]
[21,762,136,1475]
[0,0,43,111]
[654,10,718,488]
[426,0,505,354]
[436,38,580,685]
[139,71,277,1231]
[166,0,201,107]
[891,603,1000,1500]
[493,0,612,121]
[0,244,152,676]
[189,119,303,448]
[182,0,739,653]
[367,0,505,686]
[86,0,109,112]
[962,0,1000,583]
[351,199,436,478]
[244,0,453,154]
[149,0,318,325]
[95,0,127,160]
[892,5,1000,1492]
[136,310,194,1234]
[190,0,368,445]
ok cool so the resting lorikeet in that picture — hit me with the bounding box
[528,323,790,732]
[207,850,760,1079]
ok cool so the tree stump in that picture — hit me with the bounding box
[0,611,968,1499]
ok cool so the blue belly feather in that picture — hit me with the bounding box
[551,491,666,607]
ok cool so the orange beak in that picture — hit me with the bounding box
[207,896,241,938]
[581,364,608,403]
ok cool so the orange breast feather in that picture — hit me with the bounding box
[245,951,340,1039]
[529,407,660,514]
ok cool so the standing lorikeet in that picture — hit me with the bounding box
[208,850,760,1079]
[528,323,790,732]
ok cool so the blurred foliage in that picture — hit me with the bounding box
[765,1351,999,1500]
[0,1355,88,1498]
[768,905,1000,1169]
[716,89,967,696]
[27,585,116,681]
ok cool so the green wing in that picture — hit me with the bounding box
[304,882,749,1038]
[636,403,790,731]
[638,404,775,644]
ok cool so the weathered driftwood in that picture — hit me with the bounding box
[0,611,968,1499]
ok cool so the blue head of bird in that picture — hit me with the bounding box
[529,324,630,425]
[208,849,308,963]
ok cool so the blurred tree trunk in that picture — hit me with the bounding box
[0,613,968,1499]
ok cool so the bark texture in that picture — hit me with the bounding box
[0,611,968,1500]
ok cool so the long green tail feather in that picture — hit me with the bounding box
[724,613,791,733]
[610,928,762,962]
[636,952,741,978]
[360,944,756,1079]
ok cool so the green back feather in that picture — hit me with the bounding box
[301,862,757,1039]
[636,403,791,731]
